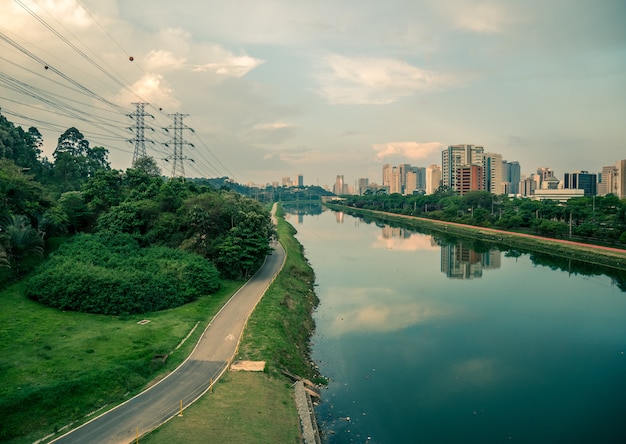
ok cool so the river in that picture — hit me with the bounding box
[285,205,626,444]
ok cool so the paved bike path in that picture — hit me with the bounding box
[52,238,286,444]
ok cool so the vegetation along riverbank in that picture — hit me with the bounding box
[326,203,626,273]
[143,204,322,443]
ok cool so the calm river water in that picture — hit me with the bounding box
[285,206,626,444]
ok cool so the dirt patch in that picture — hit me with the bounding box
[230,360,266,371]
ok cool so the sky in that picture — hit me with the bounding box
[1,0,625,188]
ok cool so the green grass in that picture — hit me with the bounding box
[142,372,300,444]
[1,206,321,443]
[0,279,244,443]
[236,209,320,380]
[141,206,320,442]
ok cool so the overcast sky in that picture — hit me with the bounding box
[1,0,625,188]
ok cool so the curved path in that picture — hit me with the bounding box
[52,213,285,444]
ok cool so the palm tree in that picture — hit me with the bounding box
[0,246,9,269]
[0,214,44,275]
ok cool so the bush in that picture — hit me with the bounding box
[25,234,220,314]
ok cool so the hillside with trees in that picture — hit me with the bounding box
[0,112,275,312]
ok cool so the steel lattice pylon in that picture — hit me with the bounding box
[163,113,194,179]
[128,102,154,166]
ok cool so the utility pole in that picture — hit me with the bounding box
[128,102,154,166]
[163,113,194,179]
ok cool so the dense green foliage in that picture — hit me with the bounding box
[25,234,220,315]
[339,189,626,246]
[0,112,275,313]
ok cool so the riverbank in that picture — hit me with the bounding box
[327,204,626,271]
[142,204,321,443]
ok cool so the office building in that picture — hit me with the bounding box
[563,171,597,196]
[504,161,521,195]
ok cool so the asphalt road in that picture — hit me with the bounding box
[52,238,286,444]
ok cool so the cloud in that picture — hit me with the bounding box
[372,229,440,252]
[191,52,265,77]
[316,53,454,105]
[110,73,180,108]
[324,287,452,336]
[252,122,293,130]
[437,0,513,34]
[144,50,186,71]
[372,141,445,161]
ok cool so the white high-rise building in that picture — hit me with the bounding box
[426,165,442,194]
[442,144,484,192]
[405,171,417,195]
[483,152,504,194]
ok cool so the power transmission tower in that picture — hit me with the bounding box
[163,113,194,179]
[128,102,154,166]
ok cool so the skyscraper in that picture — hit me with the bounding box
[616,160,626,199]
[598,165,617,196]
[426,164,442,194]
[297,174,304,187]
[442,144,484,192]
[483,152,504,195]
[504,161,521,195]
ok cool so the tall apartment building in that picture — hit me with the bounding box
[382,164,393,190]
[563,170,597,196]
[484,152,504,195]
[357,178,370,196]
[456,165,484,195]
[382,163,401,194]
[503,161,521,195]
[297,174,304,187]
[598,165,617,196]
[441,144,484,192]
[599,160,626,198]
[425,164,442,194]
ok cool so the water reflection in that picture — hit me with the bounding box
[441,242,500,280]
[287,208,626,443]
[321,286,455,336]
[373,226,439,252]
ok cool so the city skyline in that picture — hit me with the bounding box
[1,0,625,187]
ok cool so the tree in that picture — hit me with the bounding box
[0,214,44,275]
[82,169,124,214]
[52,128,110,191]
[132,156,162,177]
[58,191,93,233]
[0,159,51,221]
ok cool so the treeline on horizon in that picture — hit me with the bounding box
[0,112,274,314]
[337,187,626,246]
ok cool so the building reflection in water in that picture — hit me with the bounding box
[440,241,501,279]
[335,211,344,224]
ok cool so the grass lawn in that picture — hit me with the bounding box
[0,279,243,443]
[141,208,319,442]
[141,372,300,444]
[1,207,319,443]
